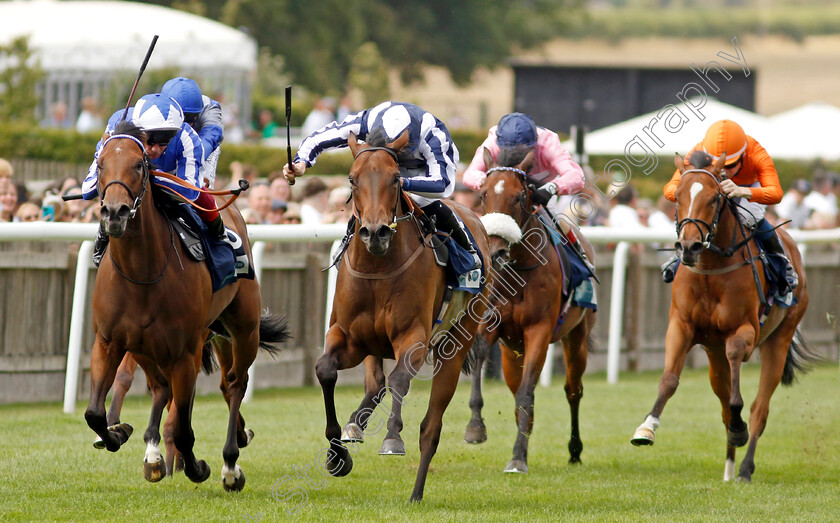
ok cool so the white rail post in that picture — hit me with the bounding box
[243,241,268,403]
[63,241,94,414]
[607,241,631,385]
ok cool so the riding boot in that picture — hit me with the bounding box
[422,200,481,270]
[760,226,798,295]
[208,215,227,241]
[661,254,680,283]
[92,222,109,267]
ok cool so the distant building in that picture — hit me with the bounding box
[511,62,756,134]
[0,0,257,128]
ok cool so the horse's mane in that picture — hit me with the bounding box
[688,150,714,169]
[497,144,534,168]
[365,127,388,148]
[112,120,146,142]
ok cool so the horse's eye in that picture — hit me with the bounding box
[135,161,144,171]
[393,174,400,185]
[348,175,356,186]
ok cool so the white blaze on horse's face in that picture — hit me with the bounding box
[494,179,505,195]
[679,182,705,240]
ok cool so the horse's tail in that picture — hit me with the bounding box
[258,309,291,357]
[460,333,489,376]
[201,334,219,375]
[782,329,823,386]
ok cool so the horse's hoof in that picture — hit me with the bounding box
[175,455,185,472]
[735,475,752,483]
[378,438,406,456]
[143,456,166,483]
[631,426,655,446]
[239,428,255,448]
[341,423,364,443]
[93,436,105,450]
[504,460,528,473]
[464,424,487,444]
[326,445,353,477]
[568,456,582,465]
[222,464,246,492]
[187,459,211,484]
[727,427,749,448]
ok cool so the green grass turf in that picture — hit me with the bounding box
[1,363,838,521]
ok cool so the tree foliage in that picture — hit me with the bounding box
[0,36,44,124]
[139,0,584,95]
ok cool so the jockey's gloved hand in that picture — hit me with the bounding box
[530,183,557,206]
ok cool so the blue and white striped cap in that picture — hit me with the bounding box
[132,94,184,132]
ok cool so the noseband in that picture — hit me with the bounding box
[98,134,151,219]
[484,166,541,270]
[676,168,726,249]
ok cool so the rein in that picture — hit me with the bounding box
[151,171,249,212]
[484,167,541,270]
[108,220,177,285]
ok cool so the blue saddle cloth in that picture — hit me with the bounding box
[537,214,597,311]
[175,204,254,292]
[437,216,485,295]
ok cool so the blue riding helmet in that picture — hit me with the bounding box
[161,77,203,115]
[132,94,184,132]
[496,112,538,148]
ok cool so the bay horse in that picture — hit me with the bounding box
[315,129,493,502]
[464,148,596,473]
[631,151,814,482]
[85,122,288,491]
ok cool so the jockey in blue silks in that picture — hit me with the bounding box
[84,94,215,266]
[161,76,224,189]
[283,100,480,269]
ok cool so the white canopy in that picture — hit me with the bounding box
[569,98,840,161]
[0,0,256,72]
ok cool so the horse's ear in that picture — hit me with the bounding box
[518,150,535,173]
[483,147,496,169]
[385,129,410,151]
[712,151,727,174]
[674,153,686,174]
[348,132,360,156]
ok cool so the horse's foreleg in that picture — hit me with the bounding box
[380,330,428,456]
[563,313,591,464]
[725,324,756,448]
[464,332,493,445]
[631,319,693,446]
[342,355,385,443]
[134,357,170,483]
[84,338,129,453]
[169,351,210,484]
[505,326,552,474]
[706,347,737,480]
[737,323,794,482]
[314,325,358,477]
[411,342,471,502]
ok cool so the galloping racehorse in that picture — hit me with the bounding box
[631,151,814,482]
[84,123,288,491]
[465,148,596,473]
[315,130,493,502]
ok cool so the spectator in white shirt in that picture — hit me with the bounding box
[608,185,642,228]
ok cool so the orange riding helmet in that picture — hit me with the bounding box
[702,119,747,166]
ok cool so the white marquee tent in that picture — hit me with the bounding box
[0,0,257,125]
[568,98,840,161]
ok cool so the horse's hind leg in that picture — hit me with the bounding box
[464,333,493,444]
[342,355,385,443]
[169,351,211,484]
[85,338,130,452]
[212,336,253,449]
[631,320,693,446]
[563,312,591,464]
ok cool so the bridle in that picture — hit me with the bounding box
[98,134,151,219]
[484,166,541,270]
[676,168,727,250]
[97,133,174,285]
[351,146,417,232]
